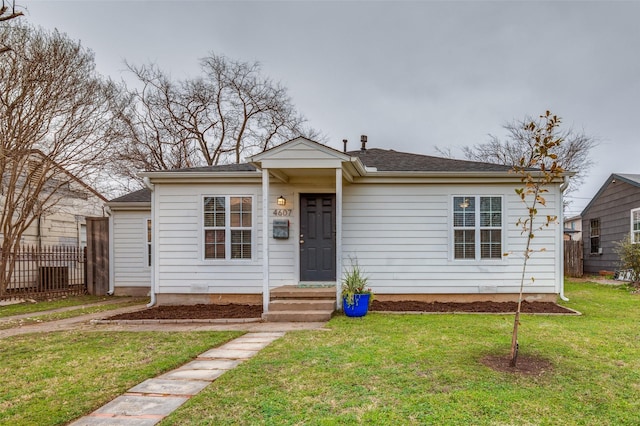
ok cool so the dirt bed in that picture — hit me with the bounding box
[107,304,263,320]
[107,300,574,320]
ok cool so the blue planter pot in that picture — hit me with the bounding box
[343,294,371,317]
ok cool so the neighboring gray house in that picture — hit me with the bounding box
[107,137,570,312]
[581,173,640,274]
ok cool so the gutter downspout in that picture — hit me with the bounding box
[105,206,115,295]
[144,177,156,308]
[559,175,570,302]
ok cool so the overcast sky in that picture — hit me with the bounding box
[24,0,640,216]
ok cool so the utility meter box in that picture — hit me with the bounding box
[273,219,290,239]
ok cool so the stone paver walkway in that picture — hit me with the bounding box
[69,332,285,425]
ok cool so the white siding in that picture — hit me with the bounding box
[112,210,151,289]
[341,182,561,295]
[13,192,104,246]
[148,176,562,297]
[154,183,263,294]
[265,181,338,286]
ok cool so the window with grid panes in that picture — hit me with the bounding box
[590,218,600,254]
[204,196,252,260]
[147,219,152,266]
[453,196,502,260]
[632,209,640,243]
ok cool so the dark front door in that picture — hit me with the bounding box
[300,194,336,281]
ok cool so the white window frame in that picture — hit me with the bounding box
[590,218,601,254]
[146,218,152,268]
[202,195,254,261]
[631,208,640,244]
[452,195,504,261]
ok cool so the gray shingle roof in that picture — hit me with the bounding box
[109,188,151,203]
[110,147,516,204]
[348,148,514,172]
[580,173,640,216]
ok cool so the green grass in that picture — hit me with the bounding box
[0,331,242,425]
[0,298,147,329]
[163,281,640,425]
[0,295,148,329]
[0,295,142,318]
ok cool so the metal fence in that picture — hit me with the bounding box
[0,245,87,301]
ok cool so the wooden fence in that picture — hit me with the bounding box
[564,239,583,278]
[0,245,87,301]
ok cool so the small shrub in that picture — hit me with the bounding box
[614,236,640,283]
[341,258,373,307]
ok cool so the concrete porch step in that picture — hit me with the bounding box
[270,285,336,300]
[269,299,336,312]
[264,310,334,322]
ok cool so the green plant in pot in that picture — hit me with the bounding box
[341,259,374,317]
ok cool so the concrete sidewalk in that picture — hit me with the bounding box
[0,304,148,339]
[69,332,285,425]
[2,301,330,424]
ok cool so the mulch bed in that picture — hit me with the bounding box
[107,304,263,320]
[480,354,554,376]
[106,300,574,320]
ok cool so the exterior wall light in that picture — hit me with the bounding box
[277,195,286,206]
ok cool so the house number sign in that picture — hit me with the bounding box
[273,209,293,217]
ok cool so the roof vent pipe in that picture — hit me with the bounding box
[360,135,367,152]
[343,139,348,153]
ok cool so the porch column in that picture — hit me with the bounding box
[336,167,343,308]
[262,168,270,313]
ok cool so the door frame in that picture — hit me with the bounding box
[299,193,337,282]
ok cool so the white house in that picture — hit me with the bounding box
[0,153,107,248]
[563,215,582,241]
[107,137,569,315]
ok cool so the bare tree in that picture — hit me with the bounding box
[0,0,24,54]
[0,23,120,295]
[110,54,319,187]
[0,0,22,22]
[462,115,597,197]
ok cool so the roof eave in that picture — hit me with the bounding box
[105,201,151,210]
[140,170,262,183]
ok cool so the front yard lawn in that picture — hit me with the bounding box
[0,295,129,318]
[0,297,147,330]
[164,281,640,425]
[0,331,242,425]
[1,281,638,425]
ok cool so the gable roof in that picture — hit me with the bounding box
[580,173,640,216]
[613,173,640,186]
[15,149,108,202]
[250,137,351,163]
[117,139,543,204]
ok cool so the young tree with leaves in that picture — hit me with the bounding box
[509,111,567,367]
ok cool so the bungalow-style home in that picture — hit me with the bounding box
[581,173,640,275]
[107,137,569,319]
